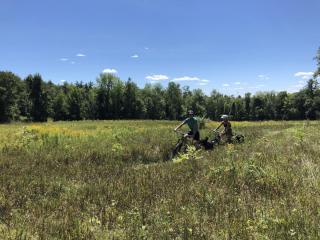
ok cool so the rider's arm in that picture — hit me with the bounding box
[174,121,185,131]
[215,122,223,131]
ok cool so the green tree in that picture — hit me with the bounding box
[205,90,224,120]
[123,78,139,119]
[110,78,124,119]
[165,82,183,120]
[67,86,84,120]
[0,71,21,122]
[25,74,48,122]
[244,93,251,119]
[190,89,206,116]
[53,91,69,121]
[251,94,265,120]
[275,91,288,119]
[95,73,115,119]
[304,79,319,119]
[83,82,97,120]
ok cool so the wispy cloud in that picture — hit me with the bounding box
[247,86,261,90]
[144,47,149,50]
[172,76,200,81]
[234,82,241,85]
[146,74,169,81]
[171,76,210,83]
[199,82,208,86]
[102,68,118,74]
[287,83,306,93]
[222,84,230,87]
[247,84,266,90]
[60,58,68,61]
[131,54,139,58]
[234,87,244,90]
[294,71,314,80]
[76,53,86,57]
[71,61,75,64]
[61,79,66,83]
[258,74,270,80]
[294,83,304,88]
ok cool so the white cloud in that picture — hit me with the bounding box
[294,71,314,80]
[76,53,86,57]
[60,58,68,61]
[234,87,244,90]
[61,79,66,83]
[248,86,260,89]
[71,61,75,64]
[199,82,208,86]
[146,74,169,81]
[258,74,270,80]
[234,82,241,85]
[223,84,230,87]
[172,76,200,81]
[131,54,139,58]
[171,76,210,83]
[144,47,149,50]
[102,68,118,74]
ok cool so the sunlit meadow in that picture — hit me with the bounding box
[0,120,319,239]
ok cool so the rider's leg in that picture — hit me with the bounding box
[226,129,233,143]
[226,134,232,143]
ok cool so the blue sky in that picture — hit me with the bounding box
[1,0,319,95]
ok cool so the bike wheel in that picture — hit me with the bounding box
[171,140,184,159]
[233,134,244,143]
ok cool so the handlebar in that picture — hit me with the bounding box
[174,129,185,136]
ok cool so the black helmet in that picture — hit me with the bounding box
[188,110,194,115]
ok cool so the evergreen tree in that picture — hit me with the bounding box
[123,78,139,119]
[25,74,48,122]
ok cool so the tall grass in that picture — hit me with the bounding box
[0,120,319,239]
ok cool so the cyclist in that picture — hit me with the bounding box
[174,110,200,141]
[215,114,233,143]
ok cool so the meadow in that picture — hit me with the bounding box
[0,120,319,239]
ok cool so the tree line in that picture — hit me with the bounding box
[1,49,319,123]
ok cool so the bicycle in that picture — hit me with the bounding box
[211,129,222,145]
[210,129,244,145]
[170,130,201,160]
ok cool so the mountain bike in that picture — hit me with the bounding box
[211,129,244,144]
[170,130,202,160]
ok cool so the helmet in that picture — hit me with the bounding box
[221,114,228,120]
[187,110,194,115]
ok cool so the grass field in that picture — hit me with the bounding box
[0,120,319,239]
